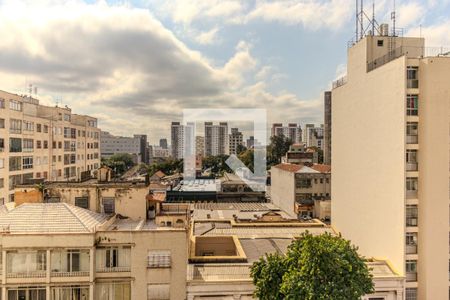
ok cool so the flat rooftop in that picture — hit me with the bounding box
[173,179,220,192]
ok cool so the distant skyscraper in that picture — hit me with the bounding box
[134,134,149,164]
[195,136,205,157]
[246,136,255,149]
[229,128,244,155]
[159,138,168,149]
[204,122,228,156]
[171,122,194,159]
[324,91,332,165]
[271,123,302,143]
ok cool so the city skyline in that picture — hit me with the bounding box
[1,1,450,144]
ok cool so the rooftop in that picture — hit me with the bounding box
[273,163,331,174]
[0,203,109,234]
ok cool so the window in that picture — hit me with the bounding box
[71,128,76,139]
[43,140,48,149]
[23,139,34,152]
[407,66,419,88]
[405,288,417,300]
[9,99,22,111]
[0,98,4,108]
[0,138,4,151]
[147,250,171,268]
[36,123,41,132]
[75,197,89,209]
[406,177,418,192]
[64,127,71,138]
[406,122,418,144]
[406,260,417,282]
[43,125,48,133]
[7,287,46,300]
[96,246,131,272]
[377,39,384,47]
[406,205,418,227]
[95,283,130,300]
[102,198,115,214]
[9,119,22,134]
[36,140,42,149]
[296,178,312,188]
[9,157,22,171]
[51,286,89,300]
[147,284,170,300]
[406,150,418,171]
[0,118,4,128]
[406,232,418,254]
[64,114,71,122]
[406,95,419,116]
[23,121,34,131]
[22,157,33,169]
[7,250,46,276]
[0,178,4,188]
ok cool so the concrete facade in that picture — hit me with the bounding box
[332,34,450,299]
[0,90,100,203]
[323,91,332,165]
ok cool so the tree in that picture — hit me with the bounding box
[251,232,374,300]
[238,149,254,172]
[267,135,293,166]
[202,155,232,176]
[146,159,183,176]
[236,144,248,155]
[102,153,135,175]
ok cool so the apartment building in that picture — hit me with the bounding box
[229,128,244,155]
[100,131,145,163]
[323,91,332,165]
[281,143,318,164]
[332,31,450,299]
[270,163,331,219]
[0,90,100,203]
[186,202,404,300]
[171,122,194,160]
[271,123,302,143]
[204,122,228,156]
[195,136,204,157]
[303,124,324,149]
[0,201,188,300]
[159,139,168,150]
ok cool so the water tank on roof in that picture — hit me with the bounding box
[380,24,389,36]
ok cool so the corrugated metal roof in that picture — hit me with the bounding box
[202,227,333,238]
[0,203,109,233]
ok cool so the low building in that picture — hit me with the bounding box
[100,131,148,164]
[0,202,188,300]
[186,203,404,300]
[282,143,318,164]
[270,163,331,219]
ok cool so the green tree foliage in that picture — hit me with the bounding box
[267,135,293,166]
[146,159,183,176]
[238,149,254,172]
[102,153,135,175]
[236,144,248,155]
[202,155,232,177]
[251,232,374,300]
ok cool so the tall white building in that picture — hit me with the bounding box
[303,124,324,149]
[271,123,302,143]
[171,122,194,160]
[0,90,101,203]
[204,122,228,156]
[229,128,244,155]
[332,31,450,299]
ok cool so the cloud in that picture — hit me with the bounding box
[408,20,450,46]
[195,27,220,45]
[0,0,324,143]
[396,2,424,28]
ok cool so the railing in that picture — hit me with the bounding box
[406,163,418,171]
[7,271,46,278]
[406,135,418,144]
[406,244,417,254]
[406,190,418,199]
[407,79,419,89]
[406,272,417,282]
[332,76,347,89]
[368,46,405,72]
[96,266,130,273]
[51,271,90,277]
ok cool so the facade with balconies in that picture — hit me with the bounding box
[0,202,188,300]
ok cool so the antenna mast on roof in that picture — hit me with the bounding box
[354,0,382,43]
[391,0,396,36]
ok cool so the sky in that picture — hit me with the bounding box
[0,0,449,144]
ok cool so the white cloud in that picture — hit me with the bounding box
[396,2,424,28]
[195,27,220,45]
[408,20,450,46]
[0,1,323,142]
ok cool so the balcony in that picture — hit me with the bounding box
[406,135,418,144]
[406,190,418,199]
[406,163,418,171]
[51,271,90,277]
[406,217,418,227]
[96,266,130,273]
[406,272,418,282]
[7,271,46,278]
[407,79,419,89]
[406,244,417,254]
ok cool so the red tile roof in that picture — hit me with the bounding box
[311,164,331,173]
[273,163,303,173]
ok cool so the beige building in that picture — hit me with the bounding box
[186,202,404,300]
[228,128,244,155]
[0,202,188,300]
[271,163,331,219]
[332,32,450,299]
[0,90,101,203]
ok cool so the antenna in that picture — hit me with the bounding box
[360,0,364,40]
[372,0,375,35]
[391,0,396,36]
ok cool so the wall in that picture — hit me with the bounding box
[270,167,296,218]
